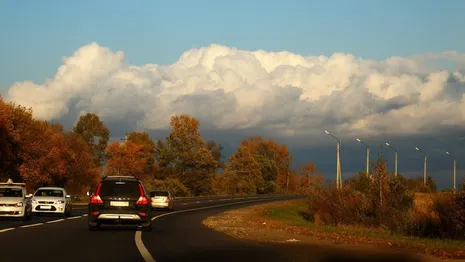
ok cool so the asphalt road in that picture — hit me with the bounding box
[0,195,430,262]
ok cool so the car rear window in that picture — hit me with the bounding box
[99,181,141,198]
[152,191,169,197]
[0,188,23,197]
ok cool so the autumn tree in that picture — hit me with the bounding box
[297,161,324,195]
[62,132,101,194]
[156,114,218,196]
[105,141,147,178]
[127,131,156,182]
[73,113,109,167]
[221,136,293,195]
[221,146,263,195]
[206,140,224,169]
[0,114,17,181]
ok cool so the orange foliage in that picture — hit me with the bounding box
[219,136,293,194]
[63,132,101,194]
[0,98,101,193]
[0,114,17,181]
[105,141,148,179]
[158,114,218,195]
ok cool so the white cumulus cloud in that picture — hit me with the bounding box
[5,43,465,141]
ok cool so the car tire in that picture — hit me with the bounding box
[88,223,99,231]
[141,221,152,232]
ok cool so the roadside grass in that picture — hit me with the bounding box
[260,199,465,258]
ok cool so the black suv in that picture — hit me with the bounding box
[87,176,152,231]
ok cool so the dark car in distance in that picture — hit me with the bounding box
[87,176,152,231]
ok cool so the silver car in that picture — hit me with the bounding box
[31,187,72,216]
[150,190,174,211]
[0,179,32,220]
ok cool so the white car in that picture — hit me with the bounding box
[150,190,174,211]
[0,179,32,220]
[31,187,72,216]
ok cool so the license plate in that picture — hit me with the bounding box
[40,205,51,209]
[110,201,129,207]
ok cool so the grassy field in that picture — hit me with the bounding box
[260,198,465,259]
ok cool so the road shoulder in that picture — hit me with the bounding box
[202,199,460,262]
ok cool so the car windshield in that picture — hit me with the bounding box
[0,188,23,197]
[152,191,169,197]
[99,181,141,198]
[35,189,64,197]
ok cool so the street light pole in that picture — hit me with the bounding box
[325,130,342,189]
[385,143,398,177]
[446,151,457,194]
[121,132,129,144]
[415,147,427,186]
[356,138,370,175]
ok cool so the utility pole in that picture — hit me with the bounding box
[356,138,370,175]
[385,143,398,177]
[415,147,427,186]
[446,151,456,194]
[286,170,290,194]
[325,130,342,189]
[121,132,129,144]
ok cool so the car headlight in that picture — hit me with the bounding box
[16,202,23,207]
[31,199,37,204]
[55,200,64,205]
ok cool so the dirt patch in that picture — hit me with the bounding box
[202,200,462,262]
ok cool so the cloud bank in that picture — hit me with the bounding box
[6,43,465,142]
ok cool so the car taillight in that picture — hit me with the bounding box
[90,183,103,204]
[91,195,103,204]
[164,198,170,203]
[136,183,149,205]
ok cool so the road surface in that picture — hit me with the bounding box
[0,195,427,262]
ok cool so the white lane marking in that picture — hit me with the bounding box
[67,216,82,220]
[135,231,156,262]
[82,214,88,216]
[208,200,213,202]
[182,203,188,205]
[20,223,43,228]
[195,201,201,203]
[134,197,284,262]
[46,218,65,224]
[0,228,15,233]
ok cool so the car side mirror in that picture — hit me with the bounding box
[66,195,71,198]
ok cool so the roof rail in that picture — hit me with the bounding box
[0,178,26,187]
[103,175,137,180]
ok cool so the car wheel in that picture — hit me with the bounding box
[88,223,99,231]
[141,221,152,232]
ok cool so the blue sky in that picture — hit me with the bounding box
[1,0,464,90]
[1,1,465,189]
